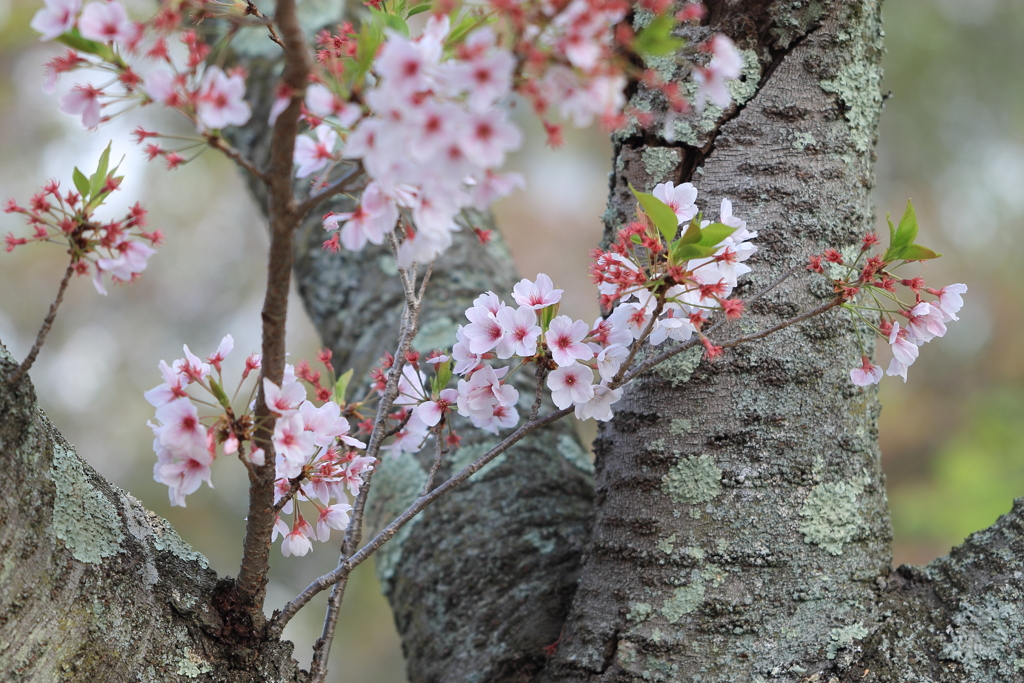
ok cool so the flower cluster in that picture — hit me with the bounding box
[3,145,159,294]
[32,0,252,165]
[591,182,756,357]
[145,337,371,557]
[808,201,967,385]
[320,17,525,267]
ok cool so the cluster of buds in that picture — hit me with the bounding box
[145,337,372,557]
[4,144,159,294]
[808,200,967,385]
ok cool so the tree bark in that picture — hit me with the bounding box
[4,1,1024,682]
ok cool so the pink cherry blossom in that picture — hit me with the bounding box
[496,305,541,358]
[96,237,156,283]
[512,274,562,310]
[60,84,102,129]
[175,345,211,383]
[652,182,698,224]
[195,67,251,130]
[273,413,317,477]
[470,171,525,209]
[30,0,80,41]
[156,455,213,507]
[545,316,593,367]
[152,397,207,453]
[547,362,595,409]
[323,182,398,251]
[456,365,518,420]
[263,378,306,416]
[885,321,919,383]
[298,400,357,448]
[281,527,312,557]
[206,334,233,371]
[294,125,339,178]
[316,503,353,541]
[850,356,883,386]
[78,1,134,44]
[693,34,743,110]
[464,301,507,355]
[574,384,622,422]
[596,344,629,382]
[932,283,967,322]
[904,302,946,343]
[415,388,459,427]
[472,402,519,433]
[459,109,522,168]
[144,360,188,407]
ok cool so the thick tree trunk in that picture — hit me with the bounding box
[3,1,1024,682]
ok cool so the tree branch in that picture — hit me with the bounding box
[6,259,74,387]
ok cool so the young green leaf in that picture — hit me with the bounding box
[892,199,918,252]
[407,3,432,16]
[208,377,231,409]
[899,244,942,261]
[630,233,643,244]
[667,222,735,264]
[333,368,354,404]
[88,143,113,199]
[58,28,121,65]
[629,183,678,243]
[633,14,684,57]
[370,8,409,37]
[72,167,91,201]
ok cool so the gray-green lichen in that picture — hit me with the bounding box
[641,148,682,186]
[627,602,653,623]
[652,346,702,387]
[799,475,867,555]
[523,529,556,555]
[669,418,691,436]
[660,582,705,623]
[50,444,124,564]
[657,533,676,555]
[939,595,1022,680]
[413,315,458,353]
[176,650,212,678]
[662,454,722,505]
[827,622,868,659]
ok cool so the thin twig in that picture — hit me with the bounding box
[295,163,365,218]
[609,293,665,386]
[530,363,548,421]
[244,0,284,47]
[273,476,305,514]
[7,260,74,387]
[208,136,268,182]
[421,429,445,497]
[383,411,413,439]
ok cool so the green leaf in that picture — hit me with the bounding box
[370,8,409,37]
[676,215,702,246]
[899,244,942,261]
[539,302,560,332]
[333,368,354,404]
[57,28,121,65]
[72,167,90,201]
[893,199,918,249]
[696,222,735,249]
[633,14,684,57]
[431,358,452,395]
[667,222,735,264]
[89,142,113,200]
[886,213,896,245]
[629,183,678,243]
[208,377,231,409]
[407,3,432,16]
[630,233,643,245]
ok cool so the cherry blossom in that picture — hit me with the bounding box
[264,378,306,416]
[78,1,134,44]
[547,363,595,409]
[415,388,459,427]
[294,125,339,178]
[574,385,622,422]
[850,356,883,387]
[323,182,398,251]
[195,67,251,130]
[652,182,698,224]
[316,503,353,541]
[512,274,563,310]
[274,414,317,478]
[152,397,207,453]
[693,35,743,110]
[496,306,541,359]
[30,0,80,41]
[930,283,968,322]
[546,316,593,367]
[281,524,313,557]
[59,84,102,129]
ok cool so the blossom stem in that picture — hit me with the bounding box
[7,259,74,388]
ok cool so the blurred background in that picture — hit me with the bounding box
[1,0,1022,679]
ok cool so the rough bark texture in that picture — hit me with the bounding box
[0,344,305,682]
[542,0,913,680]
[4,1,1024,681]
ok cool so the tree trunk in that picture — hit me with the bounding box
[3,1,1024,681]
